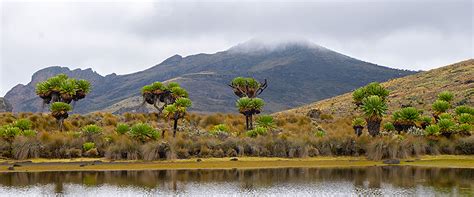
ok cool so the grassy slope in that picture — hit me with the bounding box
[1,155,473,172]
[275,59,474,132]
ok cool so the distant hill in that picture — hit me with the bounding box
[277,59,474,118]
[4,40,415,114]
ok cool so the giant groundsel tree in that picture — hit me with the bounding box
[141,82,189,116]
[35,74,91,106]
[230,77,267,130]
[163,97,192,137]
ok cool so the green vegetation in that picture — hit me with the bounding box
[141,81,189,116]
[129,123,160,142]
[236,97,265,130]
[0,76,472,163]
[163,98,192,137]
[50,102,72,130]
[116,123,130,135]
[35,74,91,105]
[361,95,388,136]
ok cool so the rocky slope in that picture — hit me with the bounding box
[0,98,12,112]
[5,40,415,113]
[277,59,474,118]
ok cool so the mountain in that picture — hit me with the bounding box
[277,59,474,118]
[0,98,12,112]
[4,40,416,114]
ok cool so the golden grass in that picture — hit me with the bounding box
[1,155,473,172]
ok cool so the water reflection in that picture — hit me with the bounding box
[0,166,473,196]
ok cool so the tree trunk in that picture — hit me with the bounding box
[173,118,178,137]
[249,114,253,130]
[353,126,363,137]
[366,118,381,137]
[58,118,64,131]
[245,116,250,130]
[162,130,166,138]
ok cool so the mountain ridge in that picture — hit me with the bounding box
[4,40,416,113]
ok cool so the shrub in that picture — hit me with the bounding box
[129,123,160,142]
[455,105,474,115]
[246,127,267,138]
[83,142,96,152]
[457,124,473,135]
[22,130,38,137]
[209,124,230,136]
[438,113,452,120]
[437,91,454,103]
[116,123,130,135]
[393,107,420,122]
[13,119,33,130]
[255,115,276,129]
[425,125,440,136]
[432,100,450,114]
[0,125,21,141]
[420,116,433,125]
[314,129,326,137]
[407,127,425,136]
[458,113,474,124]
[352,118,366,127]
[82,124,103,135]
[437,119,455,136]
[383,122,395,132]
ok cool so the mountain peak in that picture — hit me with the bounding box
[228,38,323,54]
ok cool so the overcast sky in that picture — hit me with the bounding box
[1,0,472,96]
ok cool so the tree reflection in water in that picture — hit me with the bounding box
[0,166,473,195]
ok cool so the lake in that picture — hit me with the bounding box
[0,166,473,196]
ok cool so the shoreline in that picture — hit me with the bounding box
[1,155,474,172]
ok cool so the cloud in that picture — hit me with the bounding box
[1,0,472,96]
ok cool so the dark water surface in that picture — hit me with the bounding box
[0,166,473,196]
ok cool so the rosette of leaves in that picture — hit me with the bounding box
[352,82,389,107]
[361,95,387,137]
[432,100,450,121]
[129,123,160,142]
[351,117,366,136]
[392,107,420,133]
[419,116,433,129]
[229,77,267,98]
[236,97,265,130]
[50,102,72,131]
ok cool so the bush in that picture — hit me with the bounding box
[352,118,366,127]
[246,127,267,138]
[420,116,433,125]
[455,105,474,115]
[129,123,160,142]
[211,124,229,133]
[437,91,454,103]
[255,115,275,129]
[14,119,33,130]
[393,107,420,122]
[432,100,450,114]
[0,125,21,141]
[116,123,130,135]
[82,124,103,135]
[383,122,395,132]
[438,113,453,120]
[458,113,474,124]
[83,142,96,152]
[437,119,455,135]
[425,125,440,136]
[22,130,38,137]
[314,129,326,137]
